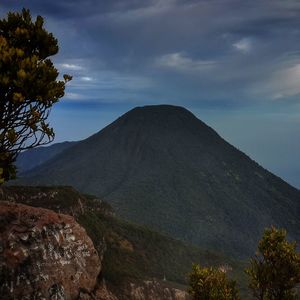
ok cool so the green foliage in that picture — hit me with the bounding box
[188,264,240,300]
[77,209,245,287]
[245,226,300,300]
[0,8,71,183]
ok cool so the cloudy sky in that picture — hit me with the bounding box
[1,0,300,188]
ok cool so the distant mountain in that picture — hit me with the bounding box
[16,141,77,173]
[15,105,300,258]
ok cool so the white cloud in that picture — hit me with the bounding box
[60,63,84,71]
[233,38,252,53]
[62,69,153,102]
[156,52,216,73]
[269,63,300,99]
[249,62,300,100]
[69,70,152,90]
[81,76,93,81]
[64,92,85,100]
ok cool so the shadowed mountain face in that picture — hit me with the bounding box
[16,105,300,257]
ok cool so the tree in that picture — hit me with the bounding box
[0,8,71,183]
[245,226,300,300]
[188,264,240,300]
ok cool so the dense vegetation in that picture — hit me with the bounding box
[79,211,244,285]
[188,264,240,300]
[189,227,300,300]
[0,186,247,295]
[3,189,299,299]
[246,227,300,300]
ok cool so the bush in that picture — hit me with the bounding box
[245,226,300,300]
[188,264,240,300]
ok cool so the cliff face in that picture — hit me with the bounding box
[0,189,192,300]
[0,201,101,300]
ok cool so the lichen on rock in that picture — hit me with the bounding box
[0,201,101,300]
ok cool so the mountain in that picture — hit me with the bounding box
[15,105,300,258]
[16,141,77,173]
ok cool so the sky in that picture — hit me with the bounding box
[1,0,300,188]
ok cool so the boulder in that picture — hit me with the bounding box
[0,201,101,299]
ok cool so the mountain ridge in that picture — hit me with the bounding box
[15,105,300,257]
[16,141,77,173]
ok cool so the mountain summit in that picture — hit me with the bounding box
[17,105,300,257]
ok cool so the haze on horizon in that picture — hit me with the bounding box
[1,0,300,188]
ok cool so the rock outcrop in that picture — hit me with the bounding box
[0,201,101,299]
[122,280,190,300]
[0,187,192,300]
[0,185,114,218]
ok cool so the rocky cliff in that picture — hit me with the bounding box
[0,189,191,299]
[0,201,101,299]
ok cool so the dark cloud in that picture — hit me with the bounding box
[1,0,300,106]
